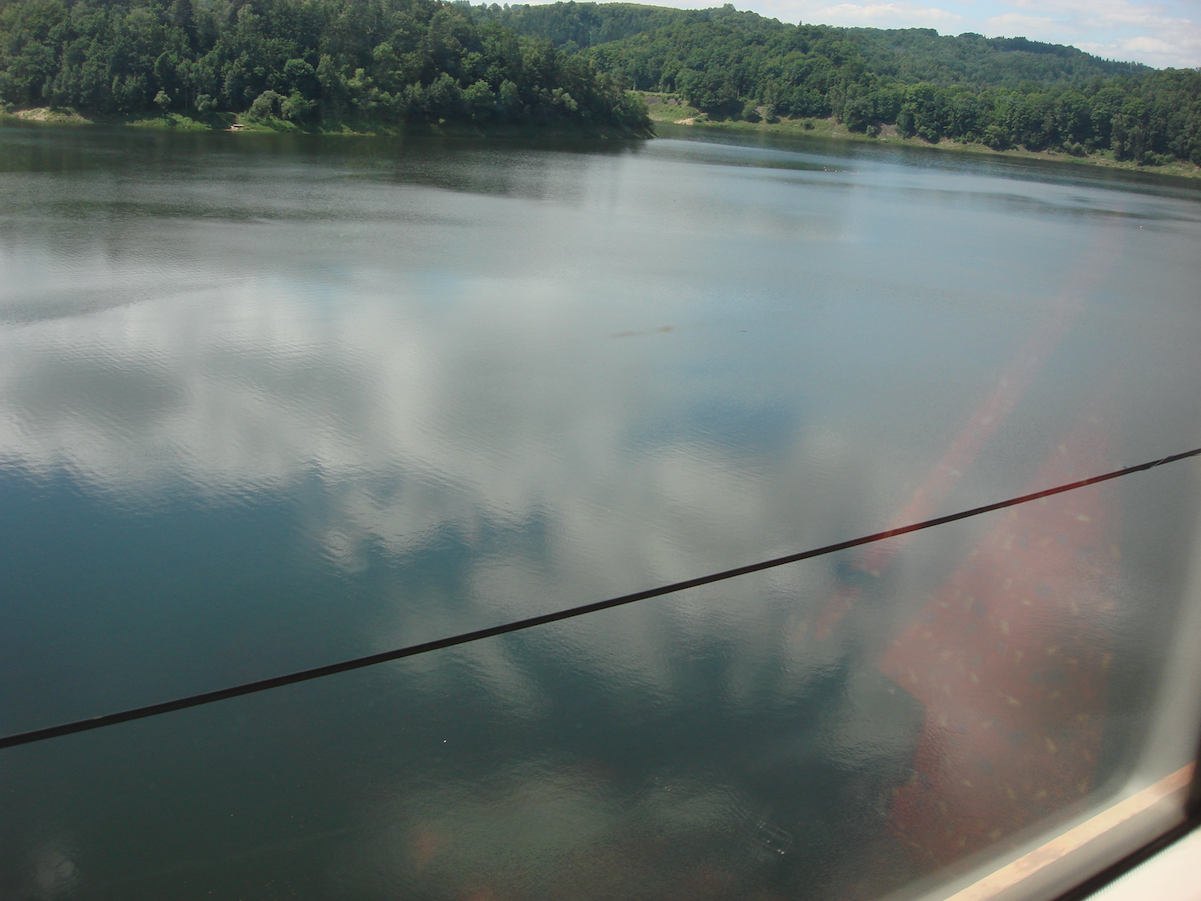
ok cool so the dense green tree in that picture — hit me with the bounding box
[0,0,651,130]
[457,2,1200,167]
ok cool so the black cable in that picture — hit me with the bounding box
[1,446,1198,752]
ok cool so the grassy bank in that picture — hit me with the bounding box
[2,106,240,130]
[639,92,1201,180]
[1,106,652,139]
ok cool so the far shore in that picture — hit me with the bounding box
[640,91,1201,181]
[6,99,1200,180]
[0,105,653,139]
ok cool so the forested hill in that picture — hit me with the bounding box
[0,0,651,131]
[466,2,1201,167]
[466,2,1146,88]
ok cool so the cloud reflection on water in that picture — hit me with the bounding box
[1,126,1201,899]
[1,128,1199,690]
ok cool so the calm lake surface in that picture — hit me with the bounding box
[1,122,1200,900]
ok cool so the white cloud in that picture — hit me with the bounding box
[1123,34,1180,53]
[751,0,1201,66]
[984,12,1065,35]
[772,0,966,28]
[969,0,1201,66]
[1079,33,1201,67]
[1008,0,1162,24]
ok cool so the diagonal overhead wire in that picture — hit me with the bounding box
[1,447,1198,752]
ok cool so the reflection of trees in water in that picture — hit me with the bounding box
[0,127,646,295]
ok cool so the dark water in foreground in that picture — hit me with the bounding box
[1,123,1199,900]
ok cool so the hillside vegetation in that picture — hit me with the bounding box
[469,2,1200,167]
[0,0,651,131]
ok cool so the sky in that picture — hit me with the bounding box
[520,0,1201,69]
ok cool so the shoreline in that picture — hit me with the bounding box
[6,101,1199,180]
[640,92,1201,181]
[0,106,653,139]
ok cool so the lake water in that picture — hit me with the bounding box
[1,122,1200,900]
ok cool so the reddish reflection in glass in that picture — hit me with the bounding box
[880,411,1118,867]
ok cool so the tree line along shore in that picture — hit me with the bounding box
[0,0,653,134]
[1,0,1199,173]
[472,3,1200,171]
[633,92,1201,179]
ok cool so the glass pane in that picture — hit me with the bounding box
[2,123,1200,901]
